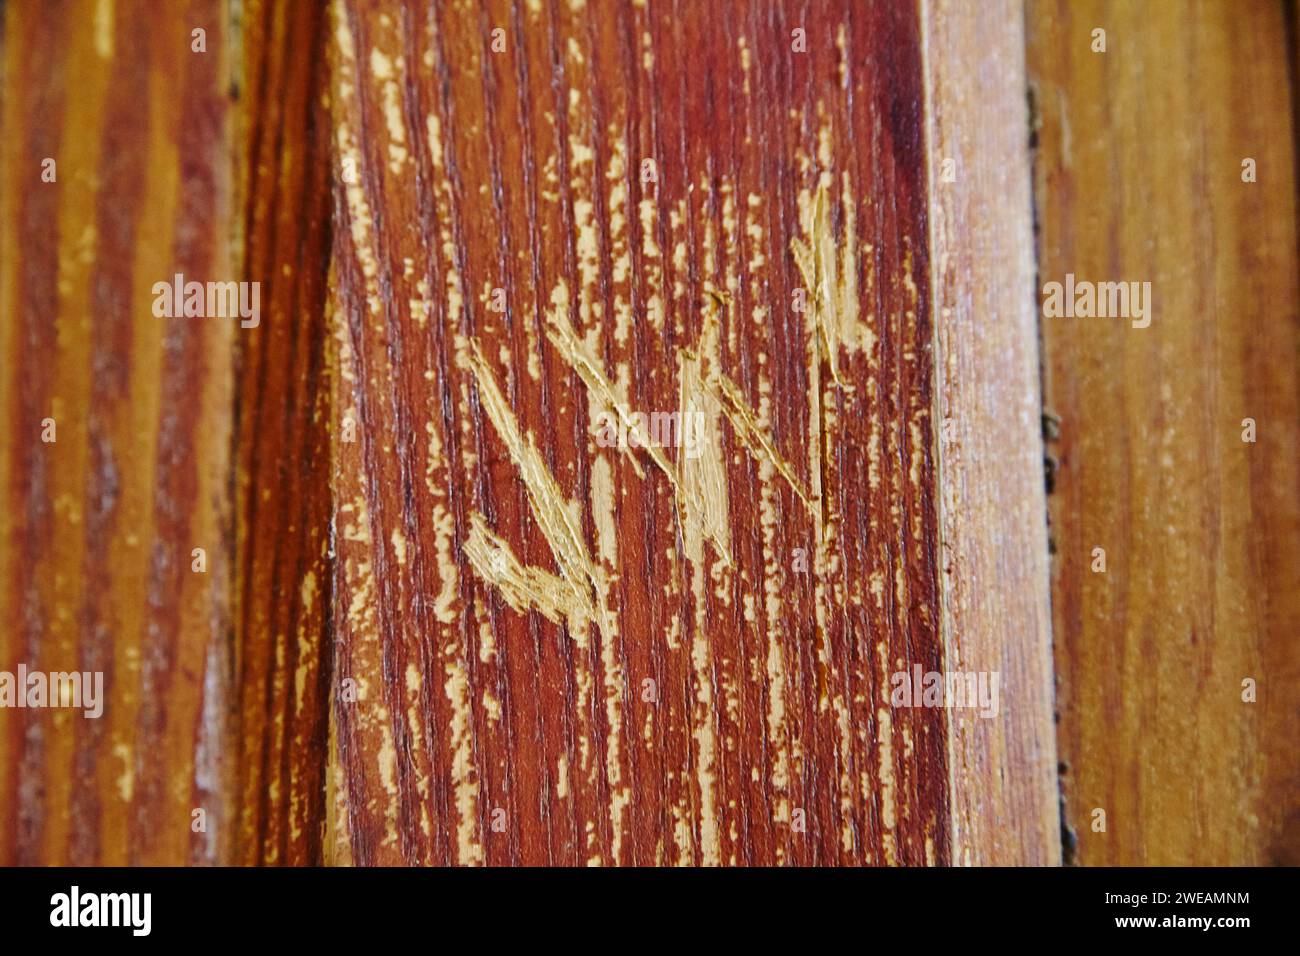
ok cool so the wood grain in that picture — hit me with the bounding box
[12,0,1252,868]
[0,0,235,865]
[323,0,954,866]
[921,0,1060,867]
[1027,0,1300,865]
[232,0,335,866]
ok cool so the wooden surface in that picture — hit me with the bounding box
[1027,0,1300,865]
[314,0,1060,867]
[324,0,958,867]
[0,0,235,865]
[10,0,1293,869]
[233,0,335,866]
[921,0,1060,866]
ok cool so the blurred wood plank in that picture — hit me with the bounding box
[0,0,236,865]
[1027,0,1300,865]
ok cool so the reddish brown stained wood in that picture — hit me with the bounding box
[232,0,335,866]
[324,0,951,865]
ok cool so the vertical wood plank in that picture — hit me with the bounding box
[232,0,335,866]
[922,0,1061,866]
[0,0,236,865]
[324,0,955,866]
[1027,0,1300,865]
